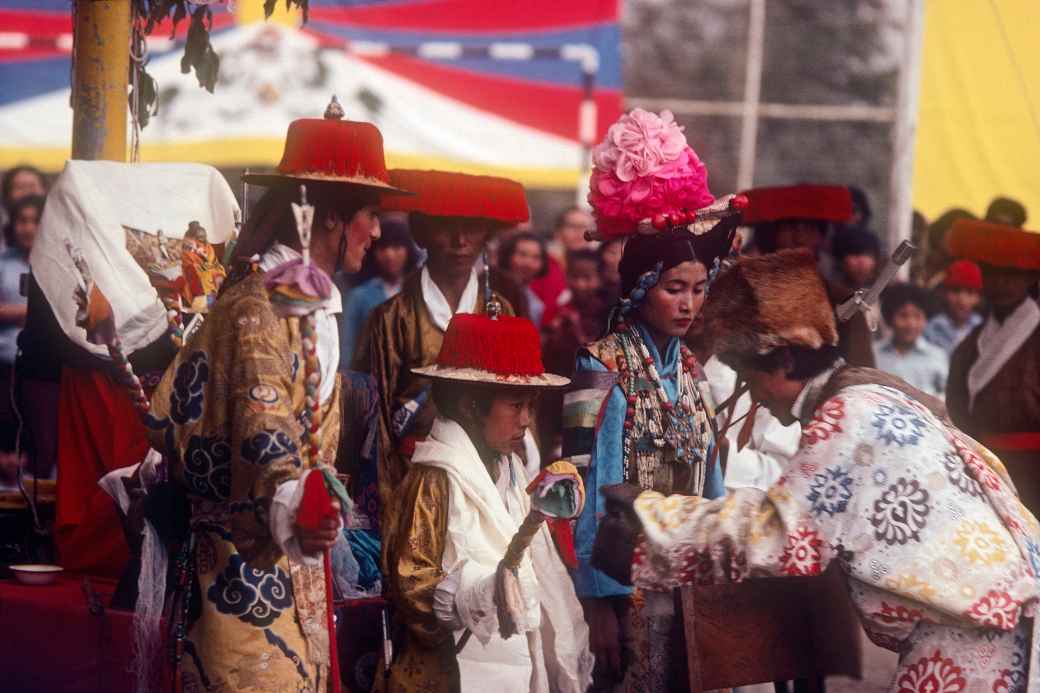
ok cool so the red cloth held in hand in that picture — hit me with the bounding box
[295,469,336,532]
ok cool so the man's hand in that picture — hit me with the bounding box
[581,597,624,682]
[296,499,341,556]
[591,483,642,586]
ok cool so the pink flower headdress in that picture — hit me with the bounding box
[587,109,746,240]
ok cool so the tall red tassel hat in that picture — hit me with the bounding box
[384,169,530,225]
[948,219,1040,271]
[740,185,854,225]
[242,96,410,195]
[413,313,569,388]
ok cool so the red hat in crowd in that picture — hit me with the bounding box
[242,96,409,195]
[386,169,529,225]
[740,185,854,225]
[412,313,569,388]
[947,219,1040,271]
[942,260,983,291]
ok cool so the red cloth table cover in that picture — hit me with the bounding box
[0,574,170,693]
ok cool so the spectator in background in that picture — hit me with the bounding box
[532,206,597,324]
[339,217,417,367]
[539,249,610,457]
[985,196,1027,227]
[924,259,983,355]
[498,230,549,328]
[830,225,880,292]
[1,165,46,215]
[0,195,42,451]
[874,282,948,398]
[846,184,872,228]
[924,207,975,288]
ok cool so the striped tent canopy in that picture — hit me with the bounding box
[0,0,622,189]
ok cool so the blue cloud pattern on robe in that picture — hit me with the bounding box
[171,351,209,424]
[183,434,232,501]
[208,554,292,628]
[241,429,300,467]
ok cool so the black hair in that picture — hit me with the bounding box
[4,194,45,249]
[831,227,881,260]
[2,165,46,206]
[497,231,549,279]
[432,380,496,424]
[553,206,586,232]
[927,208,975,255]
[738,344,843,381]
[229,181,379,270]
[847,185,872,226]
[565,249,603,274]
[351,215,418,283]
[880,282,933,323]
[985,196,1027,227]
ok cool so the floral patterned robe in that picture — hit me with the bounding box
[148,272,342,693]
[629,376,1040,692]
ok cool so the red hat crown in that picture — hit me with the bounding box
[741,185,853,225]
[437,314,544,376]
[243,97,405,193]
[947,219,1040,271]
[385,169,529,224]
[943,260,982,290]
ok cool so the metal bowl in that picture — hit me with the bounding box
[9,564,63,586]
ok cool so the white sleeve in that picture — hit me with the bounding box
[723,394,801,492]
[433,560,498,643]
[269,469,324,567]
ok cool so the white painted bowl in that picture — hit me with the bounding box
[9,564,63,586]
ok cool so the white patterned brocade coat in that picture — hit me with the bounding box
[631,380,1040,692]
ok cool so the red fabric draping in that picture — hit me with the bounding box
[0,575,168,693]
[55,368,150,578]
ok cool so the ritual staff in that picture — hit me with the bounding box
[352,170,529,557]
[567,108,732,690]
[743,184,876,367]
[946,219,1040,515]
[378,312,592,692]
[147,100,407,692]
[593,249,1040,692]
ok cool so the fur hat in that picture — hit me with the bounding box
[702,249,838,363]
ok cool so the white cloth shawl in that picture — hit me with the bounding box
[420,266,479,332]
[968,299,1040,412]
[411,417,594,693]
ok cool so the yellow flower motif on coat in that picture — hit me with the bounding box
[953,520,1010,566]
[748,504,780,545]
[883,573,936,603]
[767,485,793,506]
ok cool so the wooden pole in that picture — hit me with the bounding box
[886,0,925,271]
[71,0,130,162]
[736,0,766,192]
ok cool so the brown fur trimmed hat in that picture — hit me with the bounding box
[702,249,838,363]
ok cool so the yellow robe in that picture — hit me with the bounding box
[149,272,341,693]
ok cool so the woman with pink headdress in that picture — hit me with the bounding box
[563,109,743,691]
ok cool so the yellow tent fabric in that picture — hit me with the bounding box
[913,0,1040,223]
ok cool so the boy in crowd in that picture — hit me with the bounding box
[874,282,948,397]
[924,259,983,355]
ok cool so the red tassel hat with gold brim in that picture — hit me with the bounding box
[947,218,1040,272]
[385,169,530,226]
[242,96,410,195]
[413,313,569,388]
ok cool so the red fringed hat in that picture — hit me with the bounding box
[384,169,529,225]
[412,314,568,388]
[947,219,1040,271]
[741,185,854,225]
[943,260,983,290]
[242,96,409,194]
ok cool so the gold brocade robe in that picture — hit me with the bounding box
[373,465,459,693]
[148,272,342,693]
[351,272,513,564]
